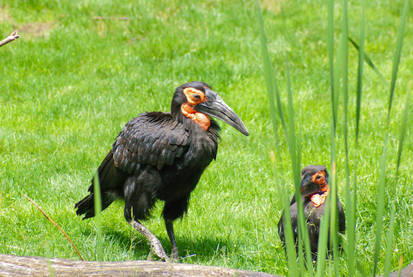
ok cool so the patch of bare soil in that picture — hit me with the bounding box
[0,6,11,21]
[262,0,286,14]
[18,22,54,38]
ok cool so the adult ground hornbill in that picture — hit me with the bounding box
[75,81,248,261]
[277,165,345,260]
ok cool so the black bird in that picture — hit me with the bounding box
[75,81,248,261]
[277,165,345,260]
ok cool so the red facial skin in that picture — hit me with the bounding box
[181,88,210,131]
[310,171,329,207]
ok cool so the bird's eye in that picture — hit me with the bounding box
[193,94,201,100]
[316,175,322,180]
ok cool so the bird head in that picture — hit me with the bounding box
[299,165,329,207]
[171,81,249,136]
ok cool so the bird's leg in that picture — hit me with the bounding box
[129,220,170,262]
[165,219,179,261]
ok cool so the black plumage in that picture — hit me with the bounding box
[75,81,248,261]
[277,165,345,260]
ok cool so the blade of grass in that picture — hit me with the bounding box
[348,37,386,83]
[330,1,350,275]
[395,92,410,178]
[383,203,396,276]
[354,0,366,144]
[256,6,282,143]
[373,1,409,274]
[316,194,331,276]
[397,256,403,277]
[93,171,103,260]
[285,57,312,273]
[341,0,349,151]
[387,0,409,120]
[257,1,315,273]
[285,55,300,211]
[271,151,297,276]
[255,3,298,274]
[317,0,336,274]
[351,11,366,246]
[383,92,410,276]
[279,8,313,272]
[327,0,336,131]
[281,181,299,275]
[373,134,389,276]
[346,1,365,275]
[357,260,370,276]
[279,45,313,277]
[349,169,358,272]
[297,231,306,274]
[328,160,339,276]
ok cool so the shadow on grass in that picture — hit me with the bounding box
[103,227,232,263]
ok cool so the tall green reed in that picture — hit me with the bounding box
[256,1,315,274]
[383,93,410,277]
[346,0,365,275]
[256,0,410,275]
[256,3,300,275]
[93,172,104,260]
[316,0,337,274]
[373,0,409,275]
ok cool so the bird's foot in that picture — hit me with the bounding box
[170,246,179,262]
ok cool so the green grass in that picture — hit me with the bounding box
[0,0,412,275]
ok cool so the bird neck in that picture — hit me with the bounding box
[181,103,211,131]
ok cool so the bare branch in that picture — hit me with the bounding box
[23,194,84,261]
[0,31,20,47]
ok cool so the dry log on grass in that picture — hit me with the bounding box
[0,254,279,277]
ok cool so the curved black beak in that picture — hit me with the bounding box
[195,89,249,136]
[300,181,321,197]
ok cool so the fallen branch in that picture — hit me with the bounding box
[23,194,84,261]
[0,31,19,47]
[0,254,278,276]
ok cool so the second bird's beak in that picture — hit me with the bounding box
[195,89,249,136]
[300,182,321,197]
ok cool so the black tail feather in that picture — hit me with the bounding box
[75,194,95,218]
[75,192,117,219]
[75,150,127,218]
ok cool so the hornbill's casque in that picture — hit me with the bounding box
[75,81,248,261]
[277,165,345,260]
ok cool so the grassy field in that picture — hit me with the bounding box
[1,0,412,275]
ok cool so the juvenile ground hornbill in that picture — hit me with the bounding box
[75,81,248,261]
[277,165,345,260]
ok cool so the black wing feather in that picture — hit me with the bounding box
[113,112,189,172]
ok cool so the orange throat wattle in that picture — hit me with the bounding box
[181,103,211,131]
[310,187,329,207]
